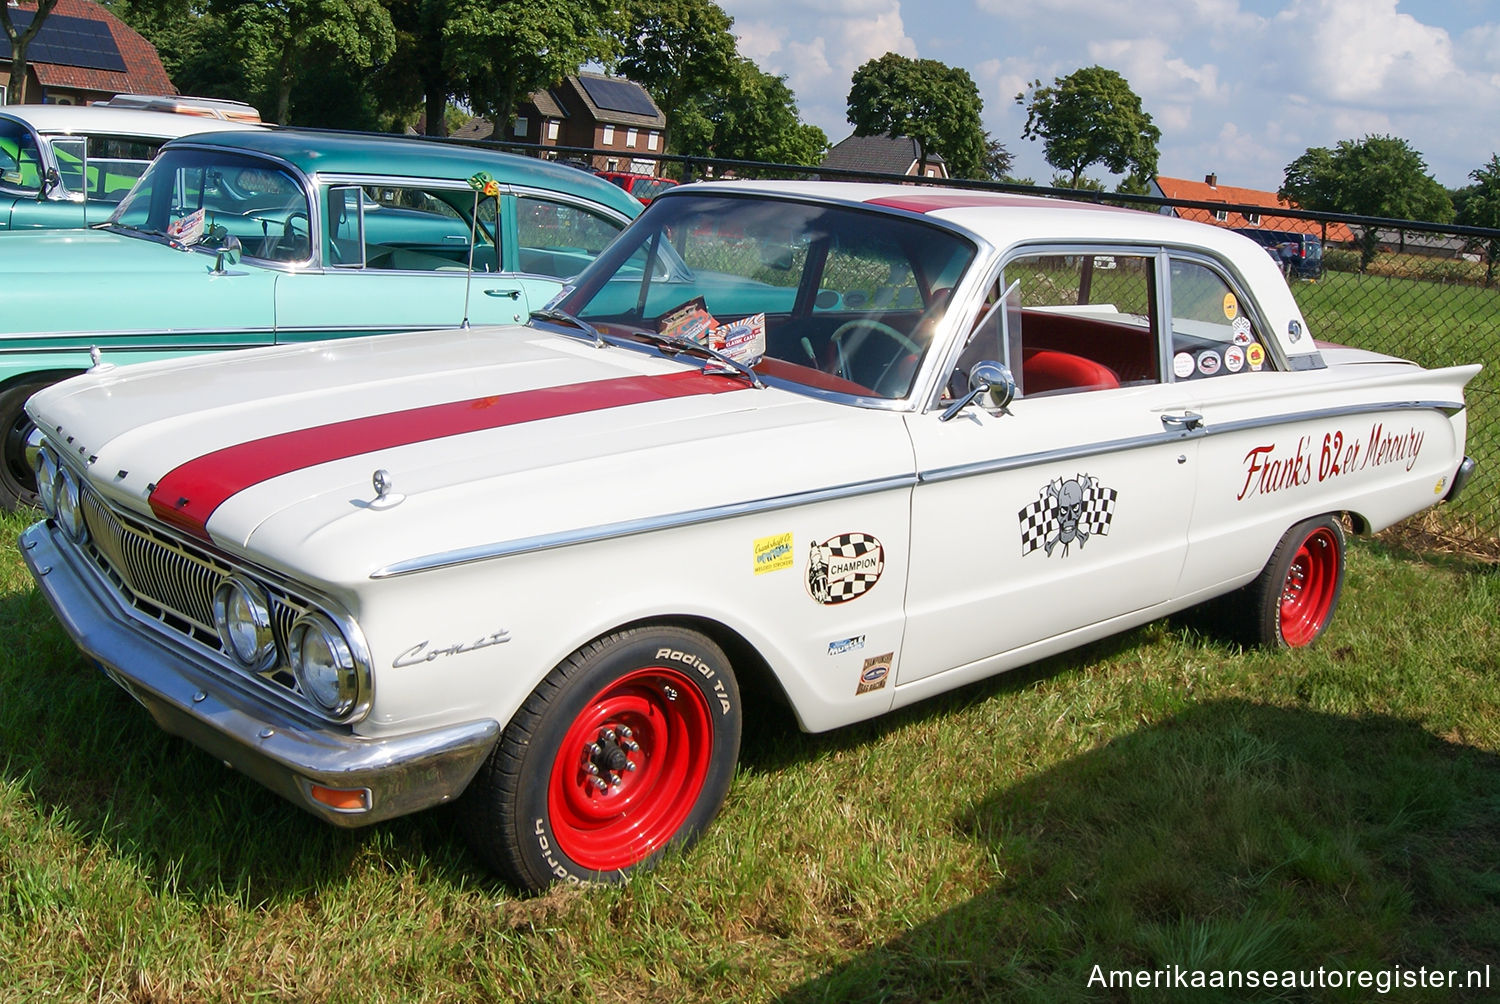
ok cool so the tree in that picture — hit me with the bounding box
[1016,66,1160,189]
[1454,154,1500,287]
[674,57,826,169]
[214,0,396,125]
[615,0,737,138]
[846,52,986,179]
[1279,135,1454,269]
[2,0,60,104]
[980,132,1015,182]
[444,0,621,129]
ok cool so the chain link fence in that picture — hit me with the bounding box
[453,137,1498,552]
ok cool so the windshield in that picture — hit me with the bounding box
[110,148,309,260]
[553,192,977,400]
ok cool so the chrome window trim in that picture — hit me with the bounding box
[371,473,918,578]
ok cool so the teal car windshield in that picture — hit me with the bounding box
[110,148,308,257]
[559,193,977,400]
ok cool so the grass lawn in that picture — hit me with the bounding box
[2,504,1497,1002]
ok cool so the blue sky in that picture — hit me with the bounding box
[717,0,1499,192]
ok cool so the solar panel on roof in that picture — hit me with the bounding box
[578,77,658,119]
[0,12,127,73]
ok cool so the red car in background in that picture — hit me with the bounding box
[596,170,678,204]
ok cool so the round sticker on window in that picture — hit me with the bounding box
[1232,317,1252,343]
[1222,293,1238,321]
[1246,343,1266,370]
[1173,351,1195,378]
[1224,345,1246,372]
[1197,350,1222,376]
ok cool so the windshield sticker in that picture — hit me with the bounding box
[1237,425,1425,501]
[167,207,206,245]
[1222,293,1238,320]
[1173,352,1195,379]
[1019,474,1117,558]
[1197,350,1222,376]
[1224,345,1246,373]
[753,532,794,574]
[855,653,893,695]
[806,532,884,604]
[1232,317,1253,342]
[1247,343,1266,370]
[828,634,866,657]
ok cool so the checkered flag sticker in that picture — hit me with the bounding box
[806,532,885,605]
[1018,474,1117,558]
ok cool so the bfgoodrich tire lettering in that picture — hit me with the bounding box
[460,625,741,891]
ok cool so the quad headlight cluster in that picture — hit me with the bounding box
[29,439,89,546]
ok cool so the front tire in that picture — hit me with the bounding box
[1245,515,1346,648]
[0,379,54,511]
[461,626,741,891]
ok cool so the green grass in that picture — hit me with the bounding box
[2,509,1498,1002]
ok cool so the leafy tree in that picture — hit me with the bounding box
[2,0,60,104]
[846,52,986,179]
[615,0,737,139]
[444,0,621,129]
[1016,66,1160,189]
[380,0,457,134]
[674,57,826,169]
[1454,154,1500,287]
[980,132,1015,182]
[1279,135,1454,269]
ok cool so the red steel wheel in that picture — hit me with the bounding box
[1277,525,1342,646]
[547,665,714,871]
[460,626,741,891]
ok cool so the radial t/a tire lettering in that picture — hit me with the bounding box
[1243,515,1346,648]
[460,625,742,891]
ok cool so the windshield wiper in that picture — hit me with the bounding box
[634,332,764,389]
[529,307,606,348]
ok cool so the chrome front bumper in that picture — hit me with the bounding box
[20,520,499,827]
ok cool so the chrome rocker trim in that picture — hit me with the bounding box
[20,520,499,827]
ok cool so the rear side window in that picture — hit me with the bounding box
[1168,257,1274,378]
[0,119,43,193]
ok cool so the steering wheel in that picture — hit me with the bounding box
[246,209,310,259]
[829,318,923,391]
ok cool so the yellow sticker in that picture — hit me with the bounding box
[1246,343,1266,370]
[753,532,794,574]
[1222,293,1238,320]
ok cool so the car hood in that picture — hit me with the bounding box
[31,326,915,584]
[0,228,267,335]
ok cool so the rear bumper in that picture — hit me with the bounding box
[1444,455,1477,504]
[20,520,499,827]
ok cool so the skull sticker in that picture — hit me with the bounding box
[1018,474,1118,558]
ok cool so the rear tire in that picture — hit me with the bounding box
[460,625,741,891]
[1244,515,1346,648]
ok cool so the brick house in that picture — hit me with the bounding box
[1150,173,1355,244]
[1,0,174,105]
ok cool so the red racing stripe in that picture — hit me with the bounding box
[149,370,746,541]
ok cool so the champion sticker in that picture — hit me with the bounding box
[1197,351,1222,376]
[1019,474,1117,558]
[1224,345,1246,373]
[1173,352,1195,378]
[855,653,893,695]
[828,634,866,657]
[753,532,793,575]
[807,533,885,605]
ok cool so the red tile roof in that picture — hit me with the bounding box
[8,0,174,98]
[1154,175,1355,243]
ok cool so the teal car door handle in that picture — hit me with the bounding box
[483,288,522,299]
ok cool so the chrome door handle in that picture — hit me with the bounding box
[1161,411,1204,431]
[483,288,522,299]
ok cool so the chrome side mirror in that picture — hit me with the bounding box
[940,360,1016,422]
[212,233,242,273]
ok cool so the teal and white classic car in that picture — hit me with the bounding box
[0,128,641,508]
[0,105,257,231]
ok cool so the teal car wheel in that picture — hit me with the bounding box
[0,378,53,510]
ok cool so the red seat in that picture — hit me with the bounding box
[1022,349,1120,394]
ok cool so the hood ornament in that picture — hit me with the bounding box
[368,468,406,510]
[88,345,115,373]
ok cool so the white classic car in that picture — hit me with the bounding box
[20,182,1478,890]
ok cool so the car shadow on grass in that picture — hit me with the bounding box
[774,698,1500,1004]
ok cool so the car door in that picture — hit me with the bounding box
[898,248,1204,687]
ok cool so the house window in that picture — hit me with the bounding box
[546,120,559,141]
[1247,212,1261,225]
[602,125,615,145]
[514,116,528,137]
[626,128,638,148]
[647,131,659,151]
[1213,208,1229,222]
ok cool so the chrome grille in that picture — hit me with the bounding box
[79,487,315,701]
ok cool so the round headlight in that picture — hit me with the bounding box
[289,613,359,717]
[34,448,59,517]
[212,576,275,670]
[55,468,88,544]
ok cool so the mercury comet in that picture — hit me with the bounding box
[19,182,1478,890]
